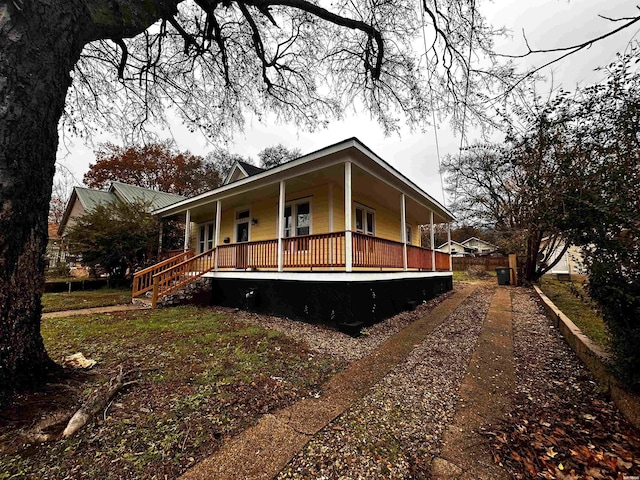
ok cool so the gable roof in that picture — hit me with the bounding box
[156,137,454,223]
[438,240,467,250]
[223,161,266,185]
[58,182,186,236]
[110,182,185,210]
[460,237,498,248]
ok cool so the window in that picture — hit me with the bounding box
[197,222,215,253]
[355,205,375,235]
[235,209,250,243]
[283,201,311,237]
[406,223,413,245]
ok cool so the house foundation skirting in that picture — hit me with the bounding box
[205,273,453,325]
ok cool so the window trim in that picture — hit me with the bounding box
[197,221,215,253]
[354,203,375,236]
[234,207,251,243]
[283,198,312,238]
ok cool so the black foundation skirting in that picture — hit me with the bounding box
[208,275,453,326]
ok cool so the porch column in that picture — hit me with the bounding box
[214,200,221,271]
[430,211,436,272]
[344,162,353,272]
[158,220,163,255]
[400,193,407,271]
[183,209,191,251]
[278,180,285,272]
[447,222,453,271]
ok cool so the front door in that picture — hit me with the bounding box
[235,209,250,268]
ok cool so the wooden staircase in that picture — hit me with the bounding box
[132,248,216,308]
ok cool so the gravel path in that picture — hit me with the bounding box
[276,285,494,479]
[491,287,640,478]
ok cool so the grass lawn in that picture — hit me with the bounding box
[0,307,345,479]
[41,287,133,313]
[539,277,611,350]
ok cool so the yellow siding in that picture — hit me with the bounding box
[250,199,278,241]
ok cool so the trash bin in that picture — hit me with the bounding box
[496,267,512,285]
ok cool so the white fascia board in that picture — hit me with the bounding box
[202,270,453,282]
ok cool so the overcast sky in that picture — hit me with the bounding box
[56,0,639,205]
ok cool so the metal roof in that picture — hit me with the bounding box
[74,187,118,211]
[110,182,185,210]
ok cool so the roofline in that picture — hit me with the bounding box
[154,137,454,221]
[461,236,498,248]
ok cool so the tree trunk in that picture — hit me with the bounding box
[0,2,86,387]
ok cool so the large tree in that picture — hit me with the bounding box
[0,0,504,388]
[258,143,301,169]
[84,141,222,195]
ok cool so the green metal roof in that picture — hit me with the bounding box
[74,187,118,211]
[110,182,185,210]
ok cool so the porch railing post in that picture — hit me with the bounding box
[430,211,436,272]
[183,209,191,252]
[401,193,407,271]
[345,162,352,272]
[447,222,452,271]
[214,200,221,271]
[278,180,285,272]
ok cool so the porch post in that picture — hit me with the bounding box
[344,162,353,272]
[214,200,221,271]
[447,222,453,271]
[158,220,163,255]
[278,180,285,272]
[430,211,435,272]
[183,209,191,252]
[400,193,407,271]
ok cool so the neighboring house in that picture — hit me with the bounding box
[460,237,498,256]
[58,181,186,236]
[540,237,587,276]
[437,240,473,257]
[46,223,65,269]
[135,138,454,325]
[57,181,186,265]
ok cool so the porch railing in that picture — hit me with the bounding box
[217,239,279,269]
[435,251,451,271]
[132,249,194,297]
[407,244,433,270]
[283,232,346,268]
[352,233,404,268]
[151,247,216,307]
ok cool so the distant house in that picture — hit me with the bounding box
[437,240,473,257]
[58,181,186,237]
[134,137,454,324]
[57,182,185,269]
[460,237,498,256]
[540,237,587,276]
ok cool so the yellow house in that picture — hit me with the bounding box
[134,138,454,326]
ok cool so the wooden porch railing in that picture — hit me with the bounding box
[132,249,194,297]
[407,244,433,270]
[435,251,451,271]
[151,248,216,307]
[283,232,346,268]
[217,239,279,269]
[352,233,404,268]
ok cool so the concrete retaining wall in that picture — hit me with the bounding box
[533,285,640,429]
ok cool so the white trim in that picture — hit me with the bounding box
[328,183,334,232]
[400,193,407,271]
[353,204,376,236]
[183,209,191,251]
[345,162,353,272]
[214,200,221,271]
[447,223,453,271]
[277,181,285,272]
[283,198,312,237]
[202,270,452,282]
[430,210,435,272]
[234,206,251,243]
[197,221,215,254]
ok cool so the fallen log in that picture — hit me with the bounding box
[61,366,137,439]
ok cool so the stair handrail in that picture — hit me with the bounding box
[132,249,194,298]
[151,247,216,308]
